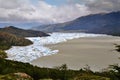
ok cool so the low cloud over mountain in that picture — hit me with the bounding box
[32,11,120,36]
[0,0,119,25]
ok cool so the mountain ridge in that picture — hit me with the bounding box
[0,26,50,37]
[32,11,120,36]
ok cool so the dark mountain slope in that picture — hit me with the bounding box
[62,11,120,35]
[32,11,120,36]
[0,26,49,37]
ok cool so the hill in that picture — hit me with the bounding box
[0,32,33,50]
[32,11,120,36]
[0,26,49,37]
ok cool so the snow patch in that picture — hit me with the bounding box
[5,33,106,63]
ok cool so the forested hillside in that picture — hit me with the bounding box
[0,32,33,50]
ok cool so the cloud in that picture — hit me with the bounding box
[0,0,119,24]
[86,0,120,13]
[0,0,22,9]
[64,0,120,13]
[0,0,90,23]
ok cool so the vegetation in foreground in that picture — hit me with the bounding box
[0,50,7,58]
[0,59,112,80]
[0,72,33,80]
[1,57,120,80]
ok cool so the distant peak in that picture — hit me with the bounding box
[5,26,15,28]
[4,26,18,29]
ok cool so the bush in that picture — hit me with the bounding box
[0,50,7,58]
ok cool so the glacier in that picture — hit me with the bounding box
[5,33,106,63]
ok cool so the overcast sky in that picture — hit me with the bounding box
[0,0,120,24]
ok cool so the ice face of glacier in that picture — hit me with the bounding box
[5,33,106,63]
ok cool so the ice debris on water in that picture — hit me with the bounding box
[5,33,106,63]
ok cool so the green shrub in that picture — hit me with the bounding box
[0,50,7,58]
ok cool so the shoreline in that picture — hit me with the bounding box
[5,33,103,62]
[31,36,120,71]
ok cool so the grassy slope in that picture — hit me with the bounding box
[0,59,111,80]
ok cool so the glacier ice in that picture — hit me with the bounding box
[5,33,106,63]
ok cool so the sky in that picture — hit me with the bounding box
[0,0,120,25]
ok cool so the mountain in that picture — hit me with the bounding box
[32,11,120,36]
[0,26,49,37]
